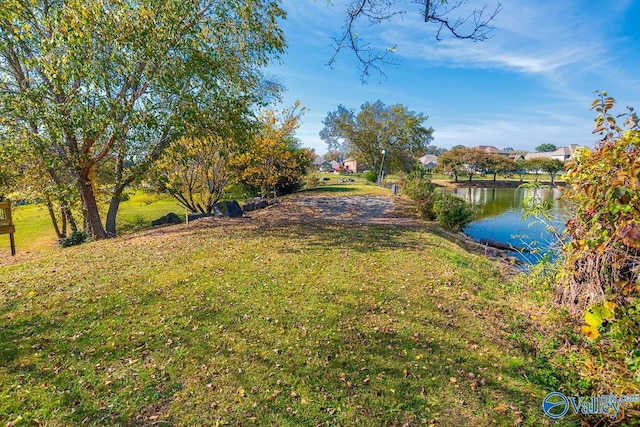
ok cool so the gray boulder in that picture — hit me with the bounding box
[225,200,243,218]
[187,213,215,222]
[242,197,269,212]
[151,212,183,226]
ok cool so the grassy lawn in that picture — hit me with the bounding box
[0,191,583,426]
[2,191,183,255]
[301,184,392,197]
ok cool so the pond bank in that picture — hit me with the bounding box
[434,179,564,189]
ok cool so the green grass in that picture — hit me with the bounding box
[0,203,574,426]
[301,184,392,197]
[2,191,183,254]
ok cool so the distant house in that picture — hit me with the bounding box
[417,154,438,171]
[473,145,510,157]
[311,155,325,169]
[525,144,587,162]
[343,158,365,173]
[524,151,553,161]
[319,161,332,171]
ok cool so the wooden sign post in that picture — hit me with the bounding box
[0,200,16,256]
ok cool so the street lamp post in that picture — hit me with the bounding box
[377,149,386,185]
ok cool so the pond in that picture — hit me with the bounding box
[453,186,568,265]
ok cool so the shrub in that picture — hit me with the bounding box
[432,192,475,230]
[402,175,437,220]
[60,230,89,247]
[363,170,377,183]
[305,175,320,189]
[560,92,640,382]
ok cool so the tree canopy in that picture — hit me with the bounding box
[0,0,286,239]
[232,104,313,199]
[535,143,557,153]
[320,100,434,173]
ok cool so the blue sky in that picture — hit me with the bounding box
[268,0,640,155]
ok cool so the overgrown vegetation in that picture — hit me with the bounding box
[559,92,640,385]
[432,192,475,231]
[59,230,89,248]
[363,169,378,183]
[402,165,474,230]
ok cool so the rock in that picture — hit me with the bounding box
[151,212,182,226]
[225,200,243,218]
[186,200,243,221]
[187,213,215,222]
[242,197,269,212]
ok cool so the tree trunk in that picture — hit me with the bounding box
[77,175,107,240]
[63,203,78,232]
[60,207,67,237]
[493,173,497,181]
[105,195,121,238]
[105,178,134,237]
[45,196,65,239]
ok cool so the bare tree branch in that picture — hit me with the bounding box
[327,0,502,81]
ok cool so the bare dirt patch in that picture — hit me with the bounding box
[246,195,424,226]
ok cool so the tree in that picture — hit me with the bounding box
[323,150,344,163]
[535,143,557,152]
[436,148,464,182]
[539,158,564,185]
[328,0,502,79]
[459,148,490,182]
[514,159,529,183]
[320,100,434,173]
[422,145,448,156]
[524,158,547,182]
[0,0,286,239]
[156,136,231,214]
[233,104,313,199]
[484,154,516,181]
[436,147,494,182]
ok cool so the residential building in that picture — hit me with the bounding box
[418,154,438,171]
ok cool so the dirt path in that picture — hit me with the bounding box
[248,195,424,226]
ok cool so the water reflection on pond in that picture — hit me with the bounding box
[453,186,567,265]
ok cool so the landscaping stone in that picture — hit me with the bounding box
[187,213,215,222]
[242,197,269,212]
[151,212,182,226]
[225,200,243,218]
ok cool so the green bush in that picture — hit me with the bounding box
[60,230,89,247]
[401,176,437,220]
[363,170,377,183]
[432,192,475,231]
[306,175,320,189]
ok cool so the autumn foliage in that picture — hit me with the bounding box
[232,105,313,199]
[559,92,640,378]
